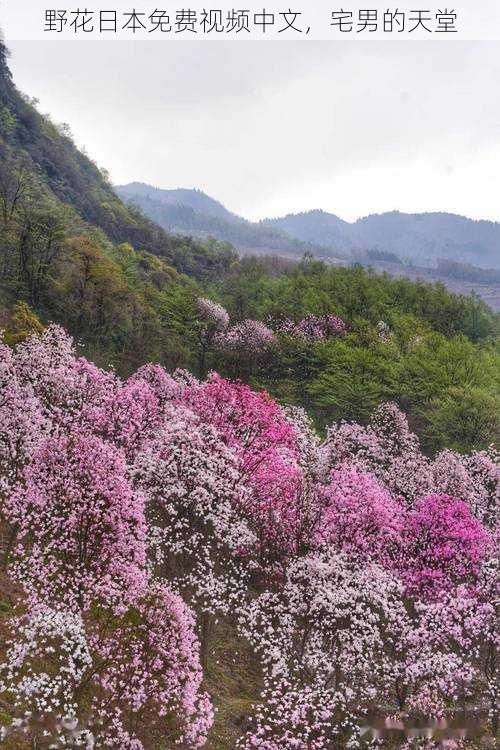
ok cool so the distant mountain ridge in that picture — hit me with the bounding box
[116,183,347,261]
[117,183,500,270]
[262,209,354,253]
[264,209,500,269]
[120,183,244,225]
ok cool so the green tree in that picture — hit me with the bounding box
[307,340,399,424]
[421,387,500,454]
[400,334,498,410]
[3,300,44,346]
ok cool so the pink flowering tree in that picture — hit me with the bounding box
[282,405,321,469]
[402,557,498,734]
[400,493,491,600]
[315,465,405,567]
[132,407,257,611]
[1,584,213,749]
[180,373,306,560]
[0,604,94,747]
[216,319,276,354]
[128,362,182,409]
[276,313,346,340]
[196,297,230,336]
[132,405,257,665]
[215,319,276,378]
[0,323,497,748]
[83,375,163,458]
[195,297,230,376]
[85,581,213,749]
[432,447,499,530]
[320,402,434,503]
[11,324,117,431]
[0,335,47,562]
[6,429,148,612]
[195,298,277,378]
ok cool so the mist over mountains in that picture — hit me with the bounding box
[115,182,500,309]
[116,182,345,261]
[265,210,500,270]
[116,183,500,272]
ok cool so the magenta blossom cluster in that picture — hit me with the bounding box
[0,326,497,749]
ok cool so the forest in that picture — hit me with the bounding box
[0,38,498,749]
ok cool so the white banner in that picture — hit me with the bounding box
[2,0,500,41]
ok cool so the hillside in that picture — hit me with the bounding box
[0,39,242,375]
[0,324,498,748]
[0,43,235,281]
[262,208,354,251]
[119,182,244,224]
[265,209,500,269]
[117,183,500,270]
[0,38,497,381]
[116,184,500,308]
[116,183,346,261]
[0,40,498,750]
[359,258,500,313]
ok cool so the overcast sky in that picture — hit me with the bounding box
[7,40,500,222]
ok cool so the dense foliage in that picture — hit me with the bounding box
[203,259,499,452]
[1,156,497,453]
[0,326,497,748]
[0,40,498,455]
[1,174,499,450]
[0,43,236,281]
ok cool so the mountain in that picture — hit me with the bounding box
[0,43,235,281]
[262,209,354,251]
[117,183,500,271]
[117,182,500,308]
[119,182,244,225]
[0,39,240,375]
[116,183,347,261]
[264,210,500,270]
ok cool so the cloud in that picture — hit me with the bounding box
[8,40,500,221]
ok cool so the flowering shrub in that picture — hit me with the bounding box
[321,402,436,502]
[215,319,276,356]
[277,313,346,340]
[377,319,392,344]
[1,605,92,726]
[238,552,410,748]
[6,429,148,612]
[132,406,257,614]
[400,493,491,599]
[0,336,47,501]
[316,466,405,566]
[1,586,213,749]
[432,447,499,529]
[195,298,276,376]
[0,327,213,749]
[195,298,230,376]
[180,373,305,556]
[196,297,230,336]
[0,325,497,748]
[402,560,498,723]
